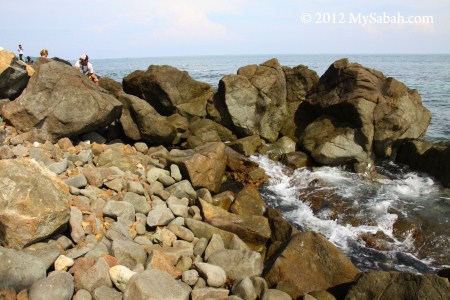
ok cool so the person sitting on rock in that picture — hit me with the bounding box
[74,54,99,85]
[25,56,33,65]
[40,49,48,57]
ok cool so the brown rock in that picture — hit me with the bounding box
[264,231,359,298]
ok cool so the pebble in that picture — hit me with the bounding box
[109,265,137,292]
[55,255,75,271]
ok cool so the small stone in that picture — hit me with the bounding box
[65,173,88,188]
[191,287,229,300]
[135,223,147,235]
[231,277,257,300]
[134,142,148,153]
[73,289,92,300]
[176,256,193,272]
[128,181,145,195]
[109,265,137,292]
[263,289,292,300]
[147,181,164,195]
[75,257,112,292]
[194,238,208,257]
[182,269,199,286]
[111,240,147,269]
[55,255,75,271]
[170,164,182,181]
[92,286,123,300]
[103,200,136,222]
[123,192,150,214]
[104,178,125,192]
[168,224,195,242]
[195,262,227,288]
[159,175,176,187]
[147,208,175,228]
[204,234,225,260]
[151,227,177,247]
[82,132,106,144]
[70,207,85,244]
[134,236,153,246]
[146,167,170,183]
[48,158,68,174]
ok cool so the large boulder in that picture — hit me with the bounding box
[0,158,70,249]
[0,49,34,99]
[344,271,450,300]
[297,58,431,164]
[396,140,450,188]
[264,231,359,299]
[213,58,287,142]
[169,142,227,193]
[117,91,177,144]
[280,65,319,141]
[123,65,215,118]
[1,58,122,143]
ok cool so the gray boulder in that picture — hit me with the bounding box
[1,58,122,142]
[280,64,319,141]
[0,158,70,249]
[297,58,431,163]
[123,65,215,118]
[116,91,177,144]
[213,58,287,142]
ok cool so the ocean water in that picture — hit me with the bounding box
[92,54,450,273]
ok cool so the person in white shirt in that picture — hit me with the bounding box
[18,44,24,61]
[74,54,99,85]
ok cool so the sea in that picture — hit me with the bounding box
[92,54,450,274]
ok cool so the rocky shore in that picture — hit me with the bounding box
[0,49,449,299]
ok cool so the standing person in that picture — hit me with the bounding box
[40,49,48,57]
[18,44,24,61]
[74,54,99,85]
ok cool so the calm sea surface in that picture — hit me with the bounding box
[91,54,450,273]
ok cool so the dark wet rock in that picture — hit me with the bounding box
[280,151,311,169]
[396,139,450,188]
[225,147,267,186]
[1,58,122,143]
[344,271,450,300]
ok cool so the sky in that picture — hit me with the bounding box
[1,0,449,59]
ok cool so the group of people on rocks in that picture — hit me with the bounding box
[17,44,99,85]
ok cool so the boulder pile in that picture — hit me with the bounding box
[0,48,448,299]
